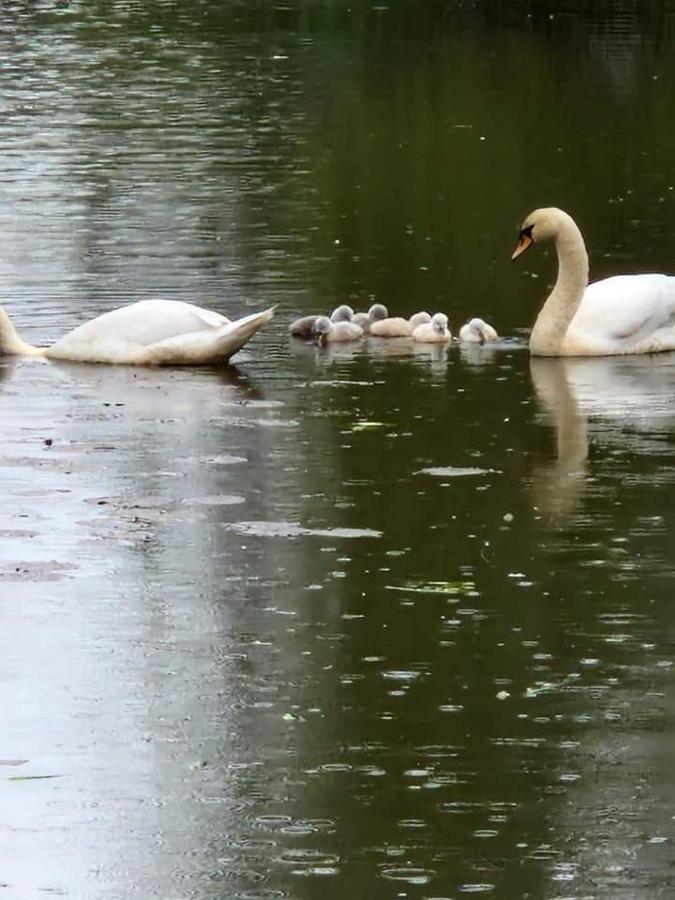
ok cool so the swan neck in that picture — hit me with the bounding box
[530,218,589,356]
[0,310,44,356]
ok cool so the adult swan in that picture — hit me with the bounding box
[512,207,675,356]
[0,300,274,366]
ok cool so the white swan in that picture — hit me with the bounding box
[458,317,498,344]
[412,312,451,343]
[0,300,274,366]
[512,207,675,356]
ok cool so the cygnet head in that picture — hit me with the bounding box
[313,315,333,344]
[432,312,449,335]
[330,304,354,322]
[409,311,432,330]
[368,303,388,322]
[512,207,578,259]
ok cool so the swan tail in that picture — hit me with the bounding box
[144,306,275,365]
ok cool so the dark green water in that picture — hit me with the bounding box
[2,2,675,897]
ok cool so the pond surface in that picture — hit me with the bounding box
[2,2,675,898]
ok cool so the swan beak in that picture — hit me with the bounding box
[512,234,533,259]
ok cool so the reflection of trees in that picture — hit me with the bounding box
[6,0,675,343]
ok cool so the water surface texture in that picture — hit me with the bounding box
[2,2,675,898]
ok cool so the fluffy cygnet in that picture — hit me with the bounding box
[458,317,499,344]
[412,312,451,343]
[370,311,431,338]
[351,303,389,333]
[289,304,354,337]
[313,315,364,344]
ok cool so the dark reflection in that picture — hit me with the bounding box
[49,357,260,398]
[0,357,19,384]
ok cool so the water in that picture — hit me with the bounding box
[2,2,675,897]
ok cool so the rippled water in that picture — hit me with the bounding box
[2,2,675,898]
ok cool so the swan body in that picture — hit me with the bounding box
[313,315,363,344]
[370,311,431,337]
[513,207,675,356]
[412,313,451,343]
[459,317,498,344]
[0,300,274,366]
[289,304,354,337]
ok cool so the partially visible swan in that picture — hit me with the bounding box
[0,300,274,366]
[351,303,389,333]
[370,311,431,337]
[512,207,675,356]
[313,315,363,344]
[412,313,451,343]
[458,317,498,344]
[289,304,354,337]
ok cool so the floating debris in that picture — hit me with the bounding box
[224,521,382,539]
[386,580,475,596]
[418,466,500,478]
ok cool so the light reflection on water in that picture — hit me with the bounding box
[2,2,675,899]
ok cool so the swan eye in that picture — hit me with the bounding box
[520,224,535,241]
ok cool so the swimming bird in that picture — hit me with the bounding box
[370,311,431,337]
[289,304,354,337]
[312,315,363,344]
[351,303,389,334]
[458,317,499,344]
[0,300,274,366]
[412,312,451,343]
[513,207,675,356]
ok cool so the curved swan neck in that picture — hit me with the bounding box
[0,309,45,356]
[530,212,589,356]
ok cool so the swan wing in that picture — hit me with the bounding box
[48,300,231,357]
[566,274,675,353]
[46,303,273,365]
[141,307,275,365]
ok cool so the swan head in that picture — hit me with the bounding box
[330,304,354,322]
[512,207,571,259]
[313,315,333,345]
[368,303,388,322]
[431,312,449,335]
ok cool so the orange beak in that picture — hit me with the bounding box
[511,233,533,260]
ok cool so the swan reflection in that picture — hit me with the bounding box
[530,355,675,518]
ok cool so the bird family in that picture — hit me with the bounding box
[1,208,674,366]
